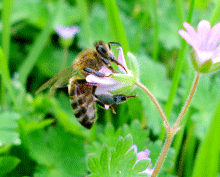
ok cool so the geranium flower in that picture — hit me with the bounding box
[55,26,79,39]
[86,47,138,110]
[179,20,220,72]
[86,47,132,95]
[129,145,153,176]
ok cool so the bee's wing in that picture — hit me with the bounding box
[35,63,78,95]
[48,70,78,96]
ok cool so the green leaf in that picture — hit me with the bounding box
[115,136,124,158]
[23,125,87,176]
[87,153,102,175]
[199,59,212,73]
[132,159,151,174]
[0,156,21,176]
[111,74,136,84]
[127,52,140,80]
[0,112,20,145]
[208,62,220,73]
[100,145,110,177]
[123,134,133,154]
[190,51,200,72]
[109,84,135,95]
[116,147,136,176]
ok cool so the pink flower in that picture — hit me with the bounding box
[86,47,132,97]
[55,26,79,39]
[129,145,153,176]
[179,20,220,64]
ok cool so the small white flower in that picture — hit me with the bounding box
[55,26,79,39]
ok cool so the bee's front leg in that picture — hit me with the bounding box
[100,57,117,73]
[83,68,105,77]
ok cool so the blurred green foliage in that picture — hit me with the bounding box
[0,0,220,176]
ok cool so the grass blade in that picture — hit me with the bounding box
[103,0,130,54]
[0,48,16,108]
[192,97,220,177]
[2,0,13,61]
[1,0,13,106]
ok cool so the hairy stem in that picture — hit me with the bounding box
[152,130,175,177]
[151,72,200,176]
[136,82,170,132]
[173,72,200,130]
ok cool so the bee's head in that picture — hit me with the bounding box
[95,41,119,62]
[95,41,111,57]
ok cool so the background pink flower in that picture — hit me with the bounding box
[179,20,220,64]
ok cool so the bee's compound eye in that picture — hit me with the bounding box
[97,45,107,55]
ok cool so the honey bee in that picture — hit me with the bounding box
[36,41,135,129]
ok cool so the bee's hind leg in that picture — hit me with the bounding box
[95,100,116,114]
[83,68,104,77]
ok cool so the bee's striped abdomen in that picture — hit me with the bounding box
[68,78,96,129]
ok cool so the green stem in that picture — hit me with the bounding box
[152,130,175,177]
[136,82,170,132]
[152,73,200,176]
[173,73,200,130]
[61,47,68,71]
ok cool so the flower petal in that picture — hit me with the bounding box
[196,50,214,64]
[183,22,197,39]
[117,47,129,73]
[140,168,154,176]
[212,45,220,63]
[98,65,112,76]
[137,149,151,161]
[212,57,220,64]
[207,23,220,50]
[55,26,79,39]
[86,74,117,85]
[179,30,194,46]
[197,20,211,50]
